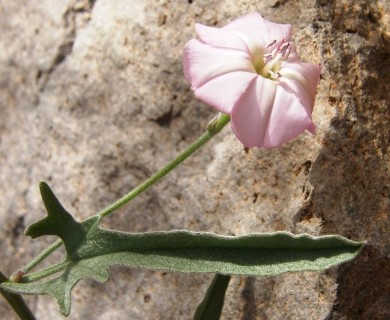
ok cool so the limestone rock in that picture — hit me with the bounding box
[0,0,388,319]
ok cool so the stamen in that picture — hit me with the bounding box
[279,42,291,57]
[284,45,291,59]
[263,53,273,63]
[275,39,285,51]
[270,46,279,57]
[266,40,277,48]
[260,39,291,80]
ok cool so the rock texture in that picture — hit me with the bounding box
[0,0,389,319]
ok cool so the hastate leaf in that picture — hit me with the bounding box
[0,182,364,316]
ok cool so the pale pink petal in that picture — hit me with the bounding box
[223,13,291,53]
[195,71,258,114]
[183,13,321,149]
[262,18,292,43]
[279,61,321,113]
[195,23,249,52]
[262,83,315,148]
[223,13,267,55]
[183,39,254,90]
[230,77,277,147]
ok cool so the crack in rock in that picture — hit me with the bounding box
[37,0,98,92]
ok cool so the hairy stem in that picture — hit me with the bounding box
[98,113,230,218]
[21,262,68,283]
[18,113,230,277]
[0,272,36,320]
[21,239,63,274]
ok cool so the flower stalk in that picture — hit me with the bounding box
[98,113,230,218]
[18,113,230,275]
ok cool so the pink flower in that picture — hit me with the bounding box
[183,13,321,148]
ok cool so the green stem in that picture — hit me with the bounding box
[0,272,36,320]
[21,262,68,283]
[20,239,63,274]
[98,113,230,218]
[18,113,230,277]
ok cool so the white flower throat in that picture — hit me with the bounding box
[256,39,291,80]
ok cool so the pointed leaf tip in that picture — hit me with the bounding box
[39,181,69,219]
[25,182,86,256]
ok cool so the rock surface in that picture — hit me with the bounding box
[0,0,388,319]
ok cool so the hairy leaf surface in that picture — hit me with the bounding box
[0,183,364,316]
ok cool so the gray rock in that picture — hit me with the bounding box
[0,0,388,319]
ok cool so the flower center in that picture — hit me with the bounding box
[256,40,291,80]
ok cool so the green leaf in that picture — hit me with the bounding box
[193,274,230,320]
[0,182,364,316]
